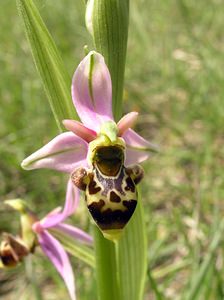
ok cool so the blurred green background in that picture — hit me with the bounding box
[1,0,224,299]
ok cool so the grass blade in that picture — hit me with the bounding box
[185,218,224,300]
[147,268,164,300]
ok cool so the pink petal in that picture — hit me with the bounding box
[41,180,80,229]
[21,132,88,173]
[63,119,97,142]
[117,112,139,136]
[54,223,93,245]
[38,231,75,300]
[72,51,113,132]
[63,180,80,218]
[123,129,158,166]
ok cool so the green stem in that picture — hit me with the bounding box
[93,227,120,300]
[89,1,129,299]
[89,2,147,299]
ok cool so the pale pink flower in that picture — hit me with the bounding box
[21,51,157,176]
[32,181,92,300]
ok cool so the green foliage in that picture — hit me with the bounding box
[93,227,119,300]
[1,0,224,299]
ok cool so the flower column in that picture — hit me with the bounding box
[86,1,147,300]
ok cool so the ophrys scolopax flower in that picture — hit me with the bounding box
[1,187,92,300]
[21,51,157,240]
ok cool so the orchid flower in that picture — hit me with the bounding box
[32,181,92,300]
[21,51,157,240]
[21,50,157,182]
[4,185,93,300]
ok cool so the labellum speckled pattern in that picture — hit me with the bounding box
[72,145,144,241]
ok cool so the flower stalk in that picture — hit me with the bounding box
[86,1,147,300]
[86,1,129,300]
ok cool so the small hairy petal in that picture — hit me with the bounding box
[72,51,113,132]
[117,112,139,136]
[39,231,75,300]
[41,180,80,229]
[21,132,88,173]
[54,223,93,245]
[123,129,158,166]
[63,119,97,142]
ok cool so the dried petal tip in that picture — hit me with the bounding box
[0,234,29,268]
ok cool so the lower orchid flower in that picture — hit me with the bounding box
[21,51,158,240]
[1,184,93,300]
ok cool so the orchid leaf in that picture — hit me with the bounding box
[17,0,77,131]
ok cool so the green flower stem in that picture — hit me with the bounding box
[89,1,147,300]
[118,190,147,300]
[89,1,129,300]
[93,227,120,300]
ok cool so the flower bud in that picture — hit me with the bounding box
[4,199,37,250]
